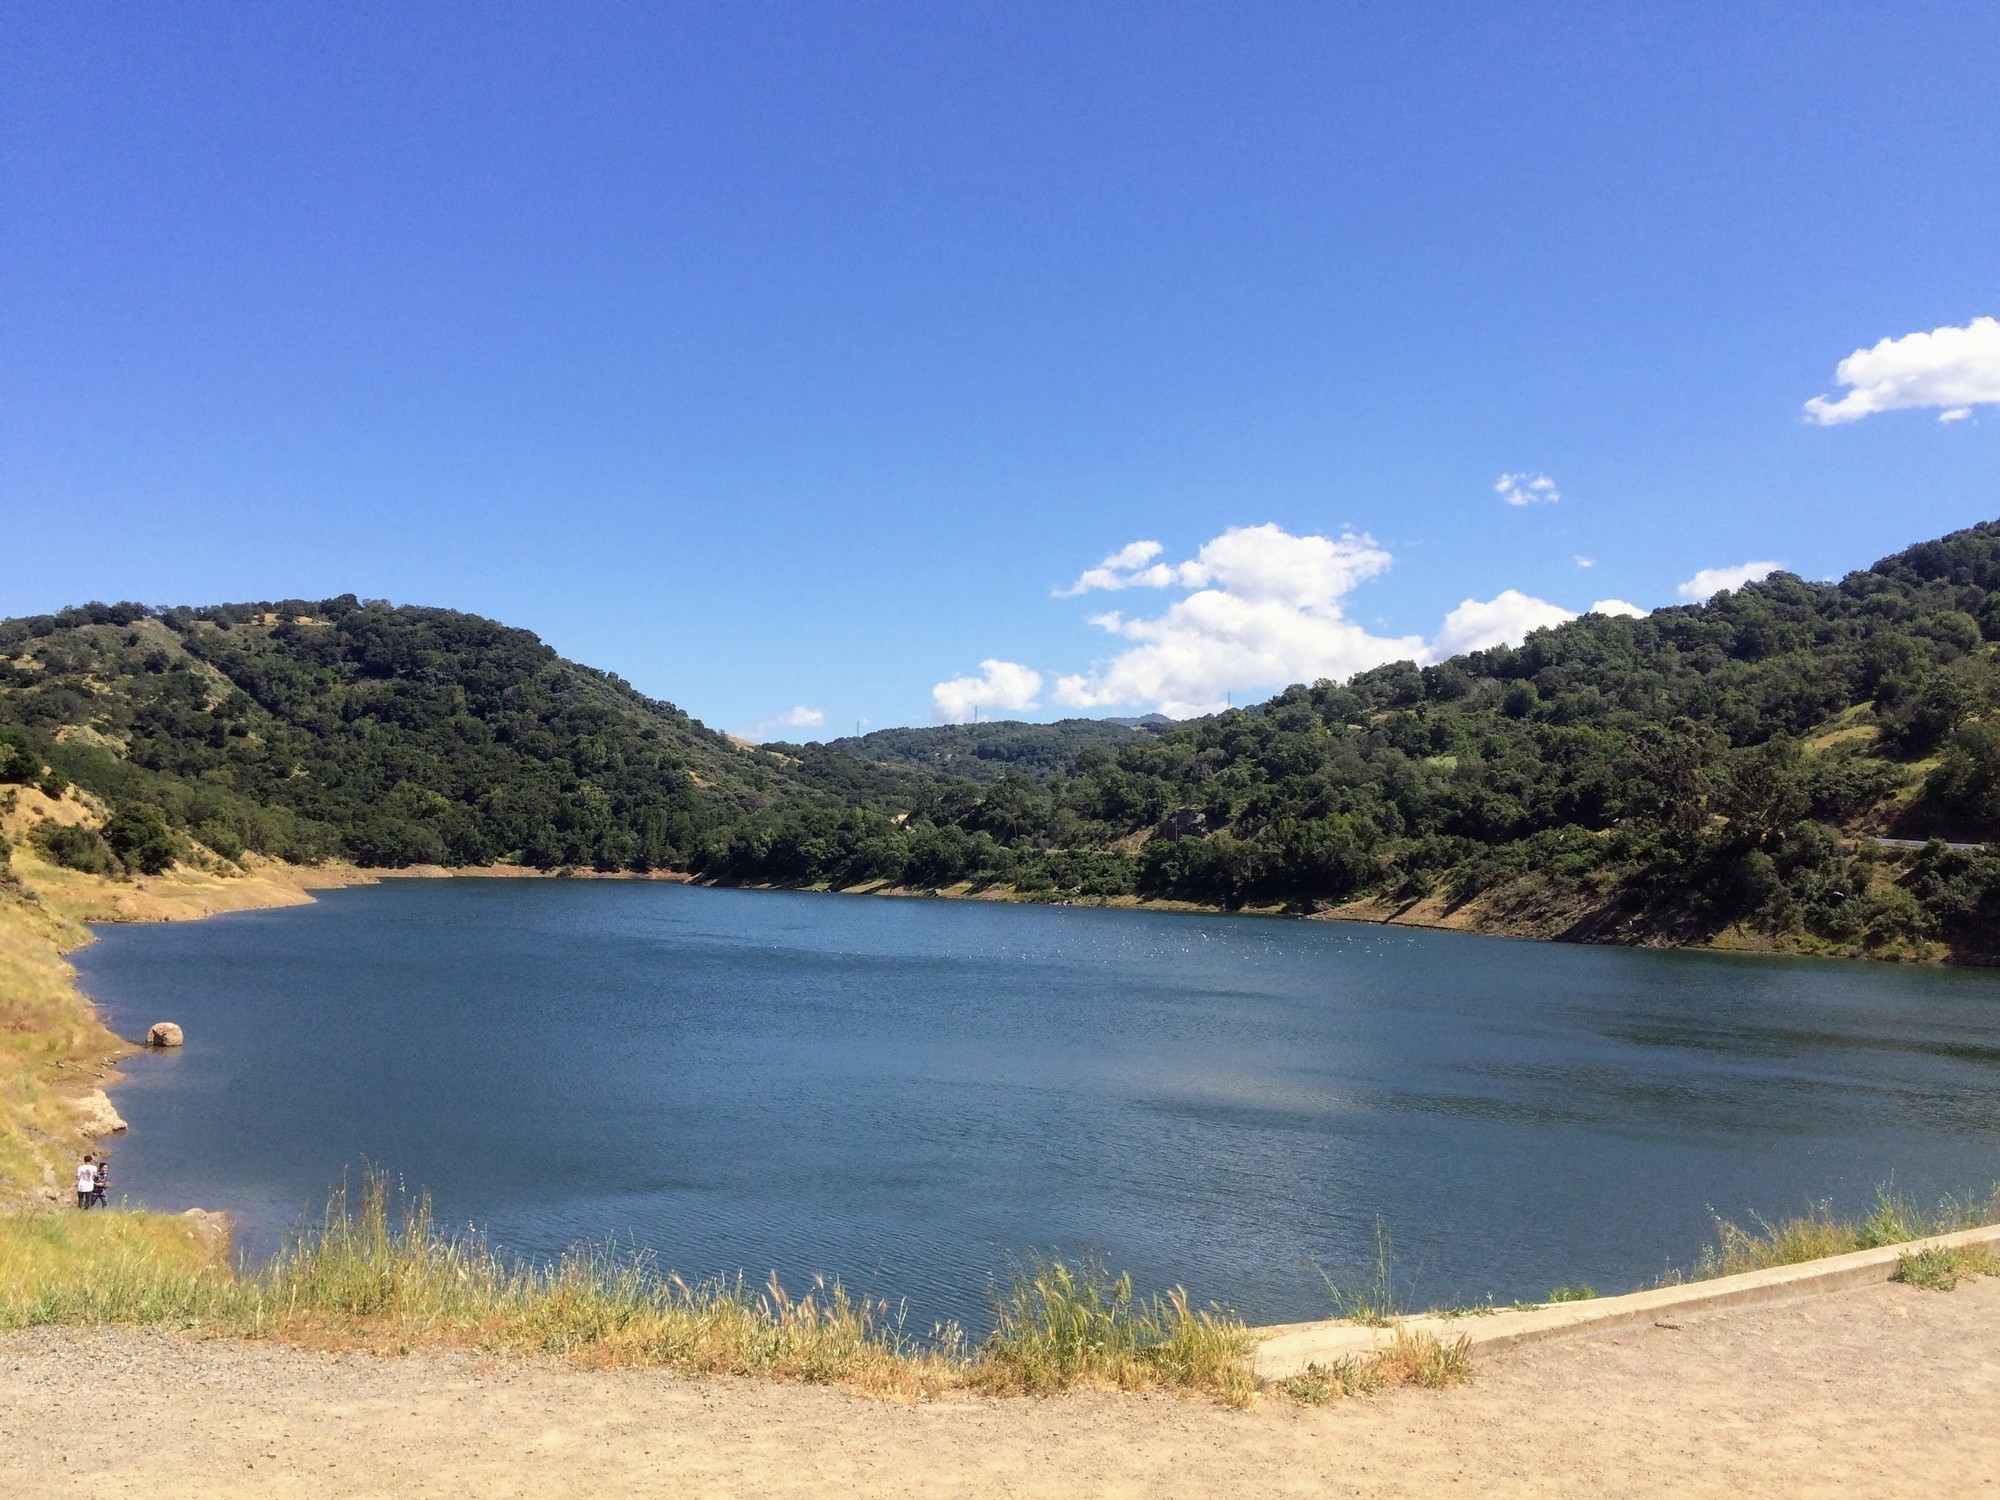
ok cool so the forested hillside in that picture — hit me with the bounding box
[0,597,909,872]
[8,522,2000,961]
[707,521,2000,960]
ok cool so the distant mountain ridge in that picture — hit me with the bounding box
[774,716,1178,786]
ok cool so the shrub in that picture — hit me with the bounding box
[31,822,120,876]
[0,737,36,784]
[193,820,245,862]
[102,804,179,875]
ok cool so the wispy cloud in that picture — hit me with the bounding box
[1804,316,2000,425]
[1054,540,1207,596]
[740,705,828,742]
[1574,555,1596,568]
[932,659,1043,722]
[1495,472,1560,507]
[1677,561,1782,600]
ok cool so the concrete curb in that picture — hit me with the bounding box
[1249,1222,2000,1382]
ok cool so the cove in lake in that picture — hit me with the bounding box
[76,879,2000,1334]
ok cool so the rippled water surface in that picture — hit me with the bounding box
[75,880,2000,1331]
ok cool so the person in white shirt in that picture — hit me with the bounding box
[75,1154,96,1210]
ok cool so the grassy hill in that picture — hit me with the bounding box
[9,522,2000,961]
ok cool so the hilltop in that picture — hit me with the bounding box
[7,522,2000,961]
[0,596,918,873]
[771,716,1177,786]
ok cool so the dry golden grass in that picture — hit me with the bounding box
[1,1175,1261,1404]
[0,1203,227,1287]
[0,877,122,1202]
[1695,1187,2000,1279]
[1275,1330,1474,1406]
[970,1254,1256,1404]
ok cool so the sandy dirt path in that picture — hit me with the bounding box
[2,1277,1996,1498]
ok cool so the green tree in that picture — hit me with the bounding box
[103,804,180,875]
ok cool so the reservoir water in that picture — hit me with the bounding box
[74,879,2000,1333]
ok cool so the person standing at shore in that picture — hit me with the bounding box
[89,1155,109,1208]
[74,1154,96,1210]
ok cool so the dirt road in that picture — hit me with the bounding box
[3,1277,1995,1497]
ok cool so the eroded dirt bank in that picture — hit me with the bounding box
[3,1277,1994,1498]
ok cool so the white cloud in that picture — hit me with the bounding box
[1495,472,1560,506]
[1574,555,1596,568]
[1803,316,2000,425]
[1049,525,1425,717]
[931,659,1043,722]
[738,705,828,741]
[1056,539,1207,596]
[962,528,1681,718]
[1431,590,1575,657]
[1677,561,1782,600]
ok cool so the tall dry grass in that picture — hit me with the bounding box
[974,1253,1255,1402]
[0,875,123,1200]
[1275,1330,1473,1406]
[0,1174,1259,1403]
[1695,1186,2000,1279]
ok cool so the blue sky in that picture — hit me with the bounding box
[5,5,1996,735]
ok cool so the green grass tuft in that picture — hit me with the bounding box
[1317,1216,1404,1327]
[1893,1244,1998,1292]
[1695,1186,2000,1279]
[975,1253,1254,1403]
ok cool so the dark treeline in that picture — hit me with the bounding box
[9,522,2000,958]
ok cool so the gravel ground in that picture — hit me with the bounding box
[2,1277,1996,1498]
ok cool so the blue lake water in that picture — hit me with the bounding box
[73,879,2000,1333]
